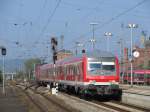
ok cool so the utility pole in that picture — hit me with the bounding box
[33,63,36,79]
[28,70,30,81]
[128,23,138,87]
[1,47,6,94]
[90,22,98,50]
[104,32,112,52]
[117,38,124,83]
[60,35,64,50]
[75,41,83,55]
[51,37,58,94]
[121,23,124,84]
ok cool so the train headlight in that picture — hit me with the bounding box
[110,80,116,84]
[89,80,96,84]
[112,80,116,83]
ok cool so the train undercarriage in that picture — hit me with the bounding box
[37,80,122,100]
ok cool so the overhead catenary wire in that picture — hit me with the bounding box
[61,1,101,11]
[27,0,61,59]
[66,0,148,49]
[28,0,48,40]
[35,0,62,45]
[8,0,148,59]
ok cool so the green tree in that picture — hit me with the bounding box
[24,58,41,80]
[15,71,25,80]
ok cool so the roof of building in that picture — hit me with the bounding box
[144,40,150,48]
[85,49,115,58]
[57,49,72,54]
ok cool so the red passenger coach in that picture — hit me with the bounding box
[35,50,122,98]
[123,70,150,85]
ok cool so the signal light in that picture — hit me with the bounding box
[52,46,55,51]
[53,52,57,64]
[51,37,58,45]
[51,37,58,64]
[1,48,6,56]
[82,49,85,53]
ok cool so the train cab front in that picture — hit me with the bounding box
[84,57,122,99]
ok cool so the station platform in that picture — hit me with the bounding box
[120,84,150,96]
[0,85,27,112]
[120,84,150,109]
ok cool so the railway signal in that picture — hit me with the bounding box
[51,37,58,64]
[53,52,57,64]
[1,47,6,94]
[82,49,85,53]
[1,47,6,55]
[51,37,58,93]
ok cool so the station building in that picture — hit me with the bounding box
[121,39,150,85]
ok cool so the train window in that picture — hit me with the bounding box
[102,65,115,71]
[72,64,77,75]
[68,65,71,75]
[88,62,116,75]
[72,65,75,75]
[58,66,61,75]
[74,65,77,75]
[48,69,50,76]
[90,63,101,69]
[64,66,67,75]
[80,62,83,74]
[55,67,57,76]
[75,64,79,75]
[57,67,59,76]
[70,65,73,75]
[62,66,64,75]
[67,65,69,75]
[77,65,80,75]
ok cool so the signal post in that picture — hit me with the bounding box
[1,47,6,94]
[51,37,58,94]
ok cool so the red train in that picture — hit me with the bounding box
[35,50,122,98]
[122,70,150,85]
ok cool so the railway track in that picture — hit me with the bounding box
[16,82,150,112]
[23,88,47,112]
[16,83,80,112]
[15,84,48,112]
[92,100,149,112]
[110,101,150,112]
[61,91,150,112]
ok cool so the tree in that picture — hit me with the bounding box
[15,71,25,80]
[24,58,41,80]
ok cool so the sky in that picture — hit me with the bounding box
[0,0,150,61]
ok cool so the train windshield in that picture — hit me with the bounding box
[87,58,116,76]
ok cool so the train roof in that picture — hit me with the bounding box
[57,49,115,64]
[84,49,115,58]
[39,49,116,68]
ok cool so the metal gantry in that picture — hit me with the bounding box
[75,41,83,55]
[90,22,98,50]
[0,47,6,94]
[128,23,138,87]
[104,32,112,52]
